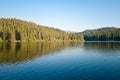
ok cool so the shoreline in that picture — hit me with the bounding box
[0,40,120,43]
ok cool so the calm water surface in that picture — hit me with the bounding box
[0,42,120,80]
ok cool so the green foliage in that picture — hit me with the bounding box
[0,18,84,42]
[81,27,120,41]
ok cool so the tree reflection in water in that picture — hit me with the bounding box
[0,42,84,64]
[0,42,119,64]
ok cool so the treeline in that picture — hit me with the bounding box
[0,18,84,42]
[81,27,120,41]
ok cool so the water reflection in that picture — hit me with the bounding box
[0,42,84,64]
[0,42,120,64]
[0,42,120,80]
[84,42,120,52]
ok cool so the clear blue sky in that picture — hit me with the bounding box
[0,0,120,32]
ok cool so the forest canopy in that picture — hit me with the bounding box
[80,27,120,41]
[0,18,84,42]
[0,18,119,42]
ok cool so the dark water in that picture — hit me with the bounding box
[0,42,120,80]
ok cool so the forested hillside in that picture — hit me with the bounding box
[0,18,84,42]
[80,27,120,41]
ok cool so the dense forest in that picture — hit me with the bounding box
[80,27,120,41]
[0,18,84,42]
[1,18,120,42]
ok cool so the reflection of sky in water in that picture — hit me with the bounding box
[0,42,120,80]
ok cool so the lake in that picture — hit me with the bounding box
[0,42,120,80]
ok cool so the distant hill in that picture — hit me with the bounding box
[0,18,84,42]
[79,27,120,41]
[79,27,117,34]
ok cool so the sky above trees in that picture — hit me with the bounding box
[0,0,120,32]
